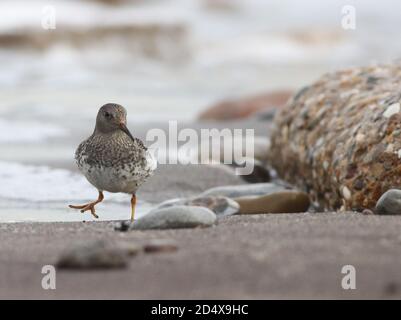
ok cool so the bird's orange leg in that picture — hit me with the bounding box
[131,194,137,222]
[69,191,104,219]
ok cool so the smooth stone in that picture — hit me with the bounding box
[234,191,310,214]
[131,206,217,230]
[375,189,401,215]
[200,182,287,199]
[207,162,271,183]
[252,108,277,121]
[156,196,239,217]
[56,240,132,269]
[114,221,131,232]
[144,240,178,253]
[253,138,271,162]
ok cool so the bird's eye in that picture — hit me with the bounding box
[104,112,112,119]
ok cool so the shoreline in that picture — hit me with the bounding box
[1,213,401,299]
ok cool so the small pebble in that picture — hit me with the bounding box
[375,189,401,215]
[384,282,399,296]
[131,206,217,230]
[114,221,131,232]
[144,240,178,254]
[362,209,374,215]
[231,159,271,183]
[57,240,130,270]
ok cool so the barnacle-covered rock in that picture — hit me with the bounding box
[269,63,401,211]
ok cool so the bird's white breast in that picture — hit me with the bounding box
[79,152,157,194]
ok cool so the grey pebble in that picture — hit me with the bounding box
[375,189,401,215]
[199,182,287,199]
[131,206,216,230]
[57,240,133,269]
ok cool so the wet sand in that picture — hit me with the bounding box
[2,0,401,300]
[2,212,401,299]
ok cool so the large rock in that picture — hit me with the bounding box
[269,63,401,211]
[131,206,217,230]
[198,91,292,121]
[235,191,310,214]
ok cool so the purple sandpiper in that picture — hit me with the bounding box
[69,103,157,221]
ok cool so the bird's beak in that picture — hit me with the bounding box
[119,123,135,142]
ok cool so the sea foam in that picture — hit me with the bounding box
[0,161,127,203]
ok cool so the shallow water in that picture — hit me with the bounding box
[0,161,154,222]
[0,202,153,223]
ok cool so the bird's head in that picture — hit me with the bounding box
[95,103,135,141]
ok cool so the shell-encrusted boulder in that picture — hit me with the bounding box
[269,63,401,211]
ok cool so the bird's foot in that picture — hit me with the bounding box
[69,203,100,219]
[69,192,104,219]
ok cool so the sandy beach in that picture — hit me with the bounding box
[2,188,401,299]
[2,123,401,299]
[2,0,401,301]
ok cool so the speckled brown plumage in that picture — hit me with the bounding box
[69,103,156,220]
[76,130,155,193]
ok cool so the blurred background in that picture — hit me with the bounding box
[1,0,401,221]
